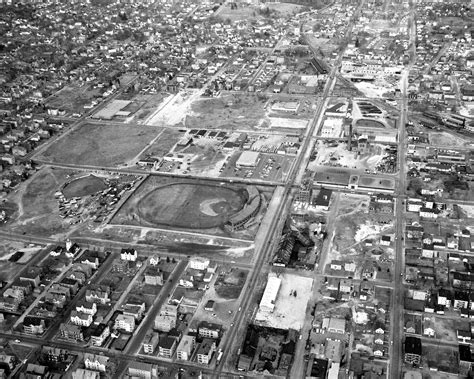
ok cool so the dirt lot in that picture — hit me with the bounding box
[308,140,387,171]
[0,241,43,281]
[185,93,267,131]
[38,121,164,167]
[429,131,471,148]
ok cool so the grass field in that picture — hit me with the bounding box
[186,93,267,131]
[140,128,184,158]
[38,122,163,167]
[62,175,107,199]
[137,183,246,229]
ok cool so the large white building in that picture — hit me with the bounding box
[236,151,260,168]
[259,274,281,313]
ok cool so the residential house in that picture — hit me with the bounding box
[196,338,216,365]
[85,286,110,304]
[19,269,41,287]
[158,336,177,358]
[144,267,163,286]
[154,304,177,332]
[122,301,146,321]
[458,328,471,344]
[84,354,109,373]
[89,324,110,347]
[423,320,435,337]
[76,300,97,316]
[143,333,159,354]
[115,314,135,333]
[149,255,160,266]
[23,317,46,335]
[189,257,210,271]
[198,321,222,339]
[121,248,138,261]
[70,311,94,327]
[59,323,84,341]
[176,335,195,361]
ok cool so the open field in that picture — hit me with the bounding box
[139,128,184,158]
[37,121,163,167]
[137,183,246,229]
[185,93,267,131]
[62,174,108,199]
[0,241,43,282]
[46,84,102,115]
[255,273,313,330]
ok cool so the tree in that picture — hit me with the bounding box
[166,256,170,263]
[293,290,297,297]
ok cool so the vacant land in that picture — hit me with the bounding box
[3,167,71,236]
[38,122,163,167]
[186,93,267,131]
[140,128,184,158]
[429,131,471,148]
[62,175,108,199]
[215,268,248,299]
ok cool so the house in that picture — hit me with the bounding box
[84,353,109,372]
[158,336,177,358]
[176,335,195,361]
[19,269,41,287]
[196,338,216,365]
[128,362,156,379]
[70,310,94,327]
[423,320,435,337]
[25,364,49,378]
[154,304,177,332]
[76,300,97,316]
[0,297,19,312]
[115,314,135,333]
[179,275,194,288]
[59,323,84,341]
[143,333,159,354]
[85,286,110,304]
[149,255,160,266]
[381,235,392,246]
[458,328,471,344]
[198,321,222,339]
[330,260,343,271]
[437,288,453,308]
[122,301,146,320]
[23,317,46,335]
[339,279,353,293]
[89,323,110,347]
[189,257,210,270]
[144,267,163,286]
[404,336,422,365]
[121,248,138,261]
